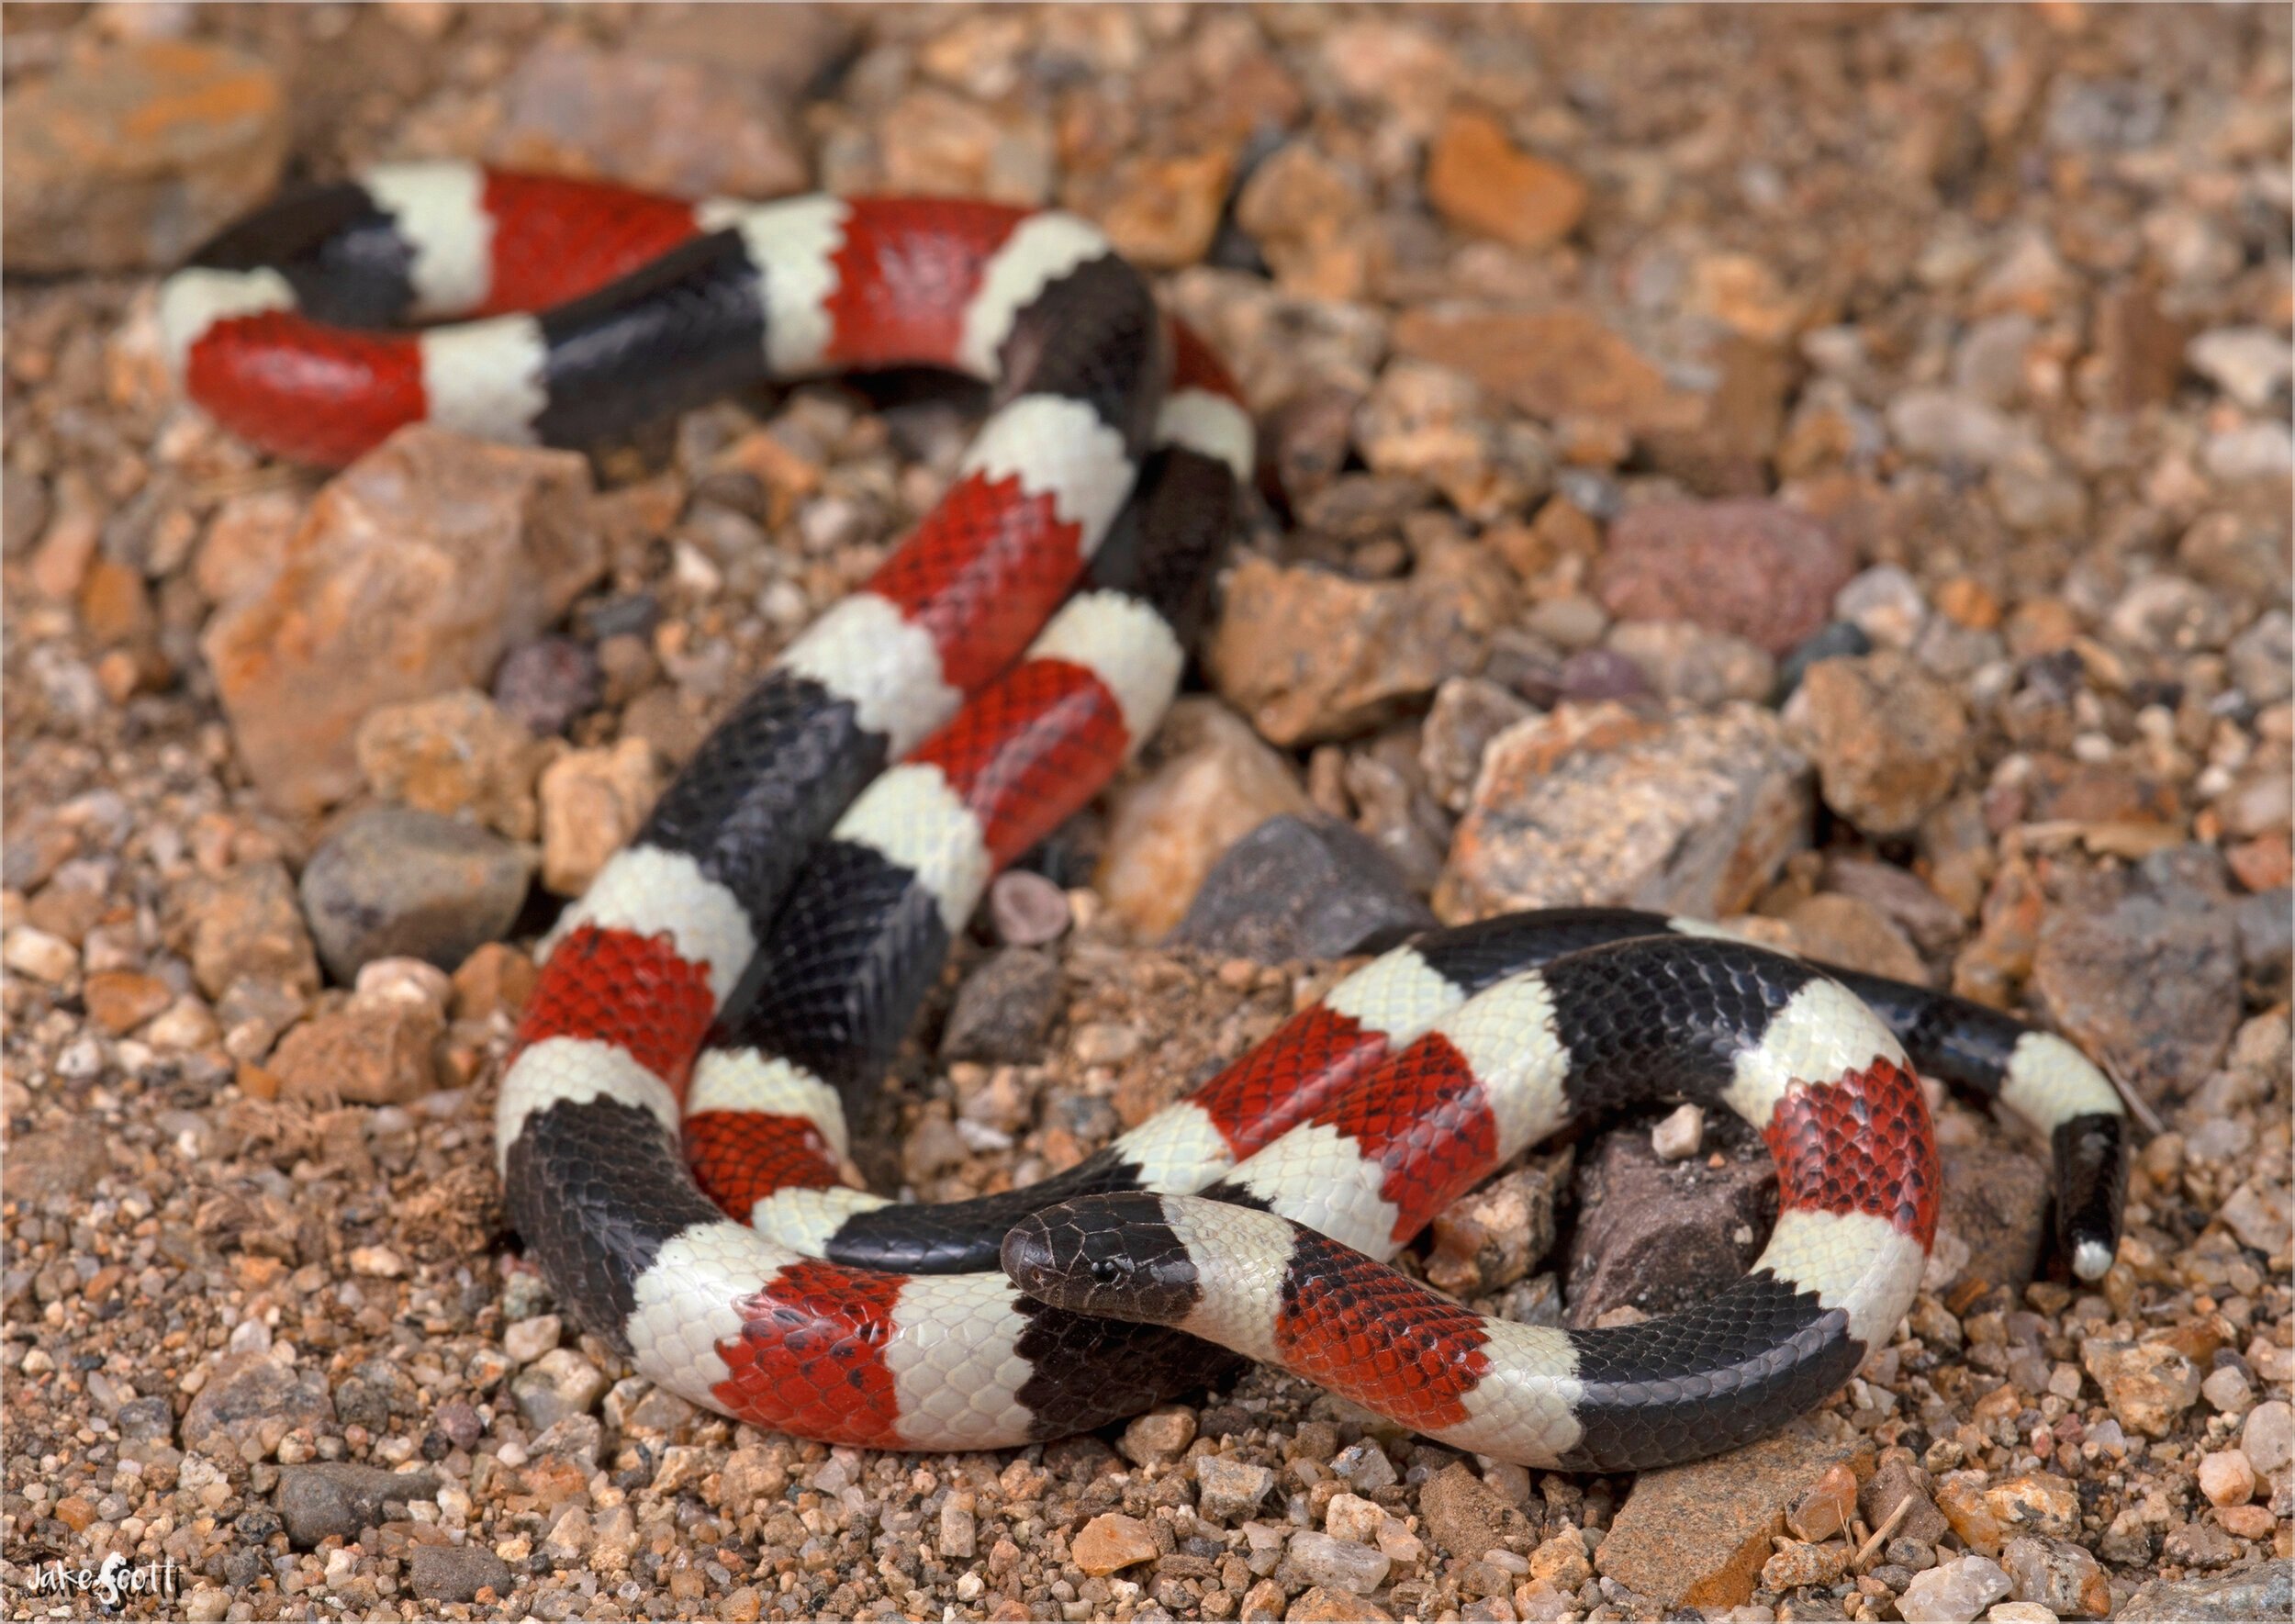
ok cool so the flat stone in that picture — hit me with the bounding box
[203,427,606,814]
[2,40,285,272]
[1417,1462,1528,1559]
[1071,1512,1159,1574]
[1596,499,1854,656]
[300,805,534,982]
[1595,1418,1875,1608]
[270,993,442,1106]
[2033,890,2240,1103]
[1439,698,1807,919]
[1170,813,1434,964]
[940,948,1062,1065]
[2119,1560,2291,1621]
[1565,1125,1774,1326]
[409,1544,513,1605]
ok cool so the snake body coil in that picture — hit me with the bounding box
[165,163,2128,1466]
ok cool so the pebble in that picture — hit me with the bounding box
[1427,1161,1564,1295]
[270,991,442,1106]
[2195,1450,2256,1507]
[202,427,606,814]
[1280,1530,1390,1596]
[1426,108,1586,250]
[1650,1103,1704,1162]
[1117,1405,1196,1467]
[1328,1439,1397,1491]
[1595,499,1854,656]
[1836,565,1930,649]
[1204,552,1506,746]
[510,1348,610,1431]
[987,869,1070,947]
[274,1462,438,1551]
[409,1544,513,1605]
[3,925,78,985]
[939,948,1061,1065]
[1420,677,1536,812]
[1605,620,1775,707]
[1774,620,1873,701]
[1392,307,1704,441]
[1861,1459,1953,1547]
[2079,1337,2202,1437]
[1761,1540,1850,1590]
[354,689,544,839]
[2241,1399,2293,1474]
[502,1315,563,1365]
[300,806,535,982]
[1170,813,1434,964]
[2200,1363,2253,1413]
[2227,610,2292,705]
[1595,1421,1874,1608]
[1096,698,1312,937]
[1070,1512,1159,1574]
[182,859,321,1000]
[2001,1532,2102,1624]
[1436,701,1808,924]
[179,1351,333,1459]
[1786,651,1972,836]
[493,636,600,736]
[2187,326,2292,410]
[1898,1556,2013,1624]
[2,40,285,272]
[1196,1455,1277,1522]
[2033,886,2240,1101]
[1980,1474,2079,1540]
[538,739,660,895]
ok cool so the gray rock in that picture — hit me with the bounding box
[493,636,599,735]
[1898,1554,2011,1623]
[1279,1530,1390,1596]
[2119,1559,2291,1621]
[1565,1124,1774,1327]
[1194,1455,1276,1522]
[2229,610,2293,706]
[940,948,1062,1065]
[115,1396,175,1443]
[1170,814,1433,964]
[1775,621,1872,702]
[509,1347,609,1431]
[409,1544,514,1604]
[299,805,535,982]
[2001,1534,2111,1618]
[180,1352,334,1459]
[2034,885,2241,1103]
[275,1462,438,1550]
[2236,887,2291,1001]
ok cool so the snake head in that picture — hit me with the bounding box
[1001,1193,1203,1325]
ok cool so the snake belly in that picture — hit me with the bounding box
[167,164,2125,1465]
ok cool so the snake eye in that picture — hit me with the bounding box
[1090,1257,1125,1285]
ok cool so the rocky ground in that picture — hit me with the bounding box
[3,4,2291,1621]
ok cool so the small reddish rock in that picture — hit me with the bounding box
[1595,499,1854,657]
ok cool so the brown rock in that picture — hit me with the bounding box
[1097,699,1311,937]
[1595,1420,1875,1608]
[3,41,286,273]
[1070,1512,1159,1574]
[355,689,546,840]
[270,994,443,1106]
[2080,1337,2202,1438]
[1417,1462,1528,1559]
[1787,651,1972,837]
[1287,1588,1391,1623]
[1782,893,1928,984]
[1095,148,1235,270]
[1436,702,1809,924]
[2094,285,2192,412]
[78,557,156,649]
[1933,1140,2052,1297]
[1394,308,1704,439]
[1595,499,1853,657]
[1204,550,1506,747]
[2032,890,2240,1102]
[487,37,807,200]
[1858,1457,1952,1547]
[203,427,606,814]
[194,488,302,608]
[453,942,539,1023]
[83,969,174,1036]
[1566,1126,1773,1327]
[0,1128,108,1206]
[180,860,319,1000]
[538,738,660,896]
[1426,109,1586,250]
[1981,1473,2080,1540]
[180,1351,334,1460]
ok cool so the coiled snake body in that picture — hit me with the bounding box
[164,163,2128,1467]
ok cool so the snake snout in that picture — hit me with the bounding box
[1001,1193,1203,1324]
